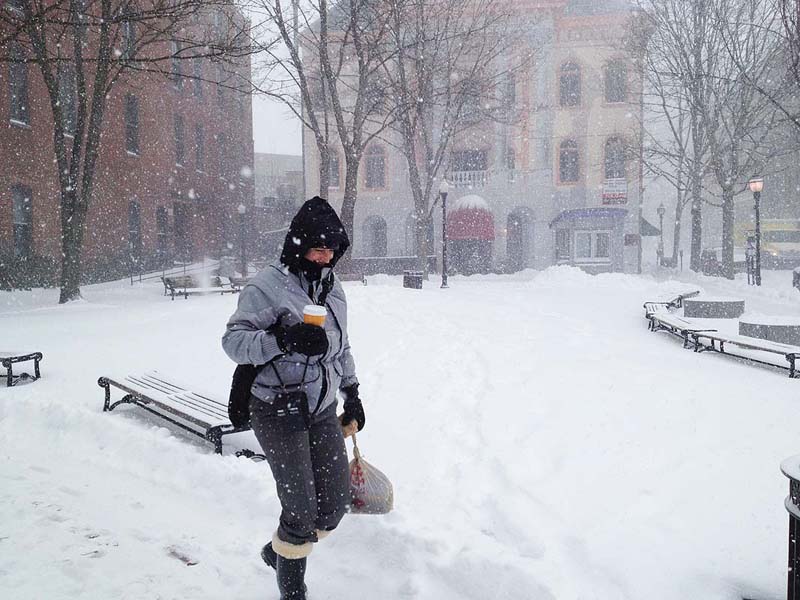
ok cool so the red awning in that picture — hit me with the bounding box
[447,207,495,241]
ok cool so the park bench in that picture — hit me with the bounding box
[161,275,240,300]
[643,291,711,348]
[98,371,248,453]
[690,330,800,378]
[1,351,43,387]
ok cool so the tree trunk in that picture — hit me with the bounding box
[721,187,735,280]
[670,199,684,267]
[59,192,83,303]
[689,175,703,271]
[338,156,359,270]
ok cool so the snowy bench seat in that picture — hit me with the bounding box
[98,371,248,453]
[1,351,43,387]
[161,275,240,300]
[644,292,712,348]
[690,331,800,378]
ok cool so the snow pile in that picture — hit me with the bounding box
[2,268,800,599]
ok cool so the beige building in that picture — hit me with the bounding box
[304,0,643,274]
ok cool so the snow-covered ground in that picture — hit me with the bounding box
[2,267,800,600]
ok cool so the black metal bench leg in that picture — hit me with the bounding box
[34,357,41,380]
[98,377,112,411]
[790,515,799,600]
[3,361,11,387]
[207,427,224,454]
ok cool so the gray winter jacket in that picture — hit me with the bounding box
[221,262,358,415]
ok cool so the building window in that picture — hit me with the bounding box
[192,57,203,98]
[574,231,611,262]
[58,63,76,136]
[604,137,626,179]
[156,207,169,264]
[216,64,226,106]
[559,62,581,107]
[558,139,579,183]
[195,123,204,171]
[128,200,142,265]
[8,43,29,125]
[505,148,515,182]
[604,61,627,103]
[171,41,183,90]
[503,72,516,109]
[12,185,33,258]
[121,18,135,60]
[363,215,388,257]
[365,145,386,189]
[329,153,340,189]
[125,94,140,155]
[555,229,570,261]
[174,115,185,166]
[459,78,482,123]
[450,149,488,172]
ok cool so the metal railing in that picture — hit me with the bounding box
[447,170,489,188]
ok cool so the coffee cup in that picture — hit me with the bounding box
[303,305,327,327]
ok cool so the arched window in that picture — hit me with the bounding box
[559,140,579,183]
[365,145,386,189]
[559,62,581,107]
[604,137,626,179]
[363,215,388,257]
[604,61,627,103]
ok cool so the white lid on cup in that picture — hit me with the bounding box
[303,305,328,317]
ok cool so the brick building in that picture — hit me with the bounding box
[0,4,254,285]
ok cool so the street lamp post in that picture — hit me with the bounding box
[748,177,764,287]
[439,180,450,289]
[657,202,666,266]
[237,203,247,277]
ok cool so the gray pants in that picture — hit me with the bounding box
[250,396,350,547]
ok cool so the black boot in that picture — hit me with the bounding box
[260,543,277,570]
[276,555,307,600]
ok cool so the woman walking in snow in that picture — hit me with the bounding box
[222,196,365,599]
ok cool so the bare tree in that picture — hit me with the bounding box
[1,0,251,302]
[379,0,528,273]
[629,0,718,272]
[251,0,395,261]
[705,0,791,278]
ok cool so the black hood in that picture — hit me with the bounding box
[280,196,350,279]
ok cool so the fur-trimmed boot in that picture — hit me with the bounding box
[276,555,307,600]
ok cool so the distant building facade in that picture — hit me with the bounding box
[0,6,254,284]
[252,152,303,259]
[303,0,643,275]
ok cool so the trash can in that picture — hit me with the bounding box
[781,456,800,599]
[402,270,423,289]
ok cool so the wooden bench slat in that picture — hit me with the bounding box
[127,375,229,423]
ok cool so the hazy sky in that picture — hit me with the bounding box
[252,94,302,156]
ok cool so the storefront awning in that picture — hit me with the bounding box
[549,207,628,228]
[639,216,661,237]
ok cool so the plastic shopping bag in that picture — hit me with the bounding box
[349,434,393,514]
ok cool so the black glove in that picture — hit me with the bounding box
[339,383,365,431]
[275,323,329,356]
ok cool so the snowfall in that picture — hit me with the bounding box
[3,265,800,600]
